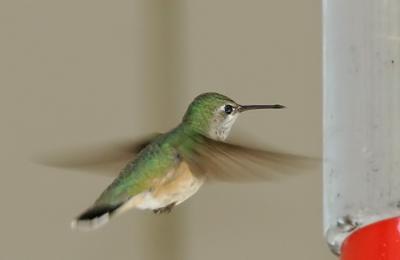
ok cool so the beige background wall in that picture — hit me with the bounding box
[0,0,335,259]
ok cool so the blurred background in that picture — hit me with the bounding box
[0,0,332,259]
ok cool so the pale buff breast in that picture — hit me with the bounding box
[118,161,205,213]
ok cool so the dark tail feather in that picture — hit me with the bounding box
[71,203,122,231]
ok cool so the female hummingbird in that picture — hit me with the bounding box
[67,92,310,230]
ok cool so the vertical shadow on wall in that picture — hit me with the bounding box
[132,1,185,260]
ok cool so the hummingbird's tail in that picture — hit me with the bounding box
[70,203,123,231]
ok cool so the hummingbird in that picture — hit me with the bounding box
[65,92,310,230]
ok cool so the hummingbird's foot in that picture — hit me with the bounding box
[153,203,175,214]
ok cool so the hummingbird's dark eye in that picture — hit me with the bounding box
[224,105,233,114]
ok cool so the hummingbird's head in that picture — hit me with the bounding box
[182,92,285,141]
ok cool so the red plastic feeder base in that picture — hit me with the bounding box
[341,217,400,260]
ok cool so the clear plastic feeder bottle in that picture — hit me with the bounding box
[323,0,400,258]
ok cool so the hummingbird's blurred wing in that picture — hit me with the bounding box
[35,133,161,176]
[179,135,319,182]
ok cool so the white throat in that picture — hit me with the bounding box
[208,114,239,141]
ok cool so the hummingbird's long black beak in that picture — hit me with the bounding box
[238,104,285,112]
